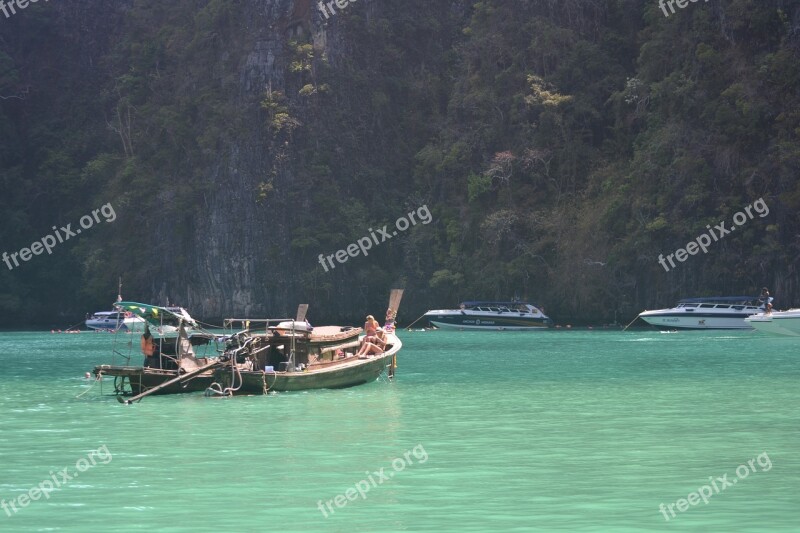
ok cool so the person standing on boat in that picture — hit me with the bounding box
[141,326,157,367]
[759,287,773,314]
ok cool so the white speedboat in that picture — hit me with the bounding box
[424,301,553,330]
[745,309,800,336]
[637,296,766,330]
[85,310,145,332]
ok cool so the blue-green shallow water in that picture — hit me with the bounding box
[1,330,799,532]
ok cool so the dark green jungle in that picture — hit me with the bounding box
[1,0,798,326]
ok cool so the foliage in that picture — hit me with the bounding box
[0,0,798,325]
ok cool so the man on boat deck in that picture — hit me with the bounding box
[141,326,157,367]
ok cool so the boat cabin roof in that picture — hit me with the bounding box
[461,301,536,307]
[678,296,760,304]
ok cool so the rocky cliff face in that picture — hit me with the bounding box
[149,0,376,321]
[174,0,325,319]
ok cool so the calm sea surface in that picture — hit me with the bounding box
[1,329,798,532]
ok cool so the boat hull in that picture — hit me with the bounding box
[425,313,551,330]
[93,365,215,395]
[638,314,754,330]
[745,311,800,336]
[212,333,401,395]
[218,353,393,394]
[85,316,145,332]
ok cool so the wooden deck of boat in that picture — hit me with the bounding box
[309,326,362,343]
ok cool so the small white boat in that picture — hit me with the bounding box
[85,310,145,332]
[637,297,766,330]
[85,279,147,332]
[745,309,800,336]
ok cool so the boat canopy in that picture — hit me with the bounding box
[678,296,761,304]
[460,301,538,307]
[114,301,198,327]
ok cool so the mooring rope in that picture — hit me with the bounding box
[405,311,428,330]
[75,375,102,399]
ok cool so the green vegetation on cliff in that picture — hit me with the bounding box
[0,0,798,325]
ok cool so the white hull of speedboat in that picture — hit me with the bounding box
[745,310,800,337]
[85,314,146,332]
[638,313,754,330]
[427,319,551,331]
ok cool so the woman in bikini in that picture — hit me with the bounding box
[357,316,384,356]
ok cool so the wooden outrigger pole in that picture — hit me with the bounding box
[117,359,222,404]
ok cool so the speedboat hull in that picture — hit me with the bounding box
[745,310,800,336]
[424,310,552,330]
[638,312,755,330]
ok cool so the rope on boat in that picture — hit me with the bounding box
[405,311,428,330]
[195,318,227,330]
[75,374,102,399]
[622,315,640,331]
[205,337,251,397]
[56,319,85,332]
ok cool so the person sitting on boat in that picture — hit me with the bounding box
[356,333,384,356]
[384,308,396,332]
[356,341,383,357]
[357,316,384,356]
[375,327,388,348]
[360,327,386,354]
[363,315,380,343]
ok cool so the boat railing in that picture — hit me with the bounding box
[223,317,295,335]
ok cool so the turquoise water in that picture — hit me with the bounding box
[1,329,799,532]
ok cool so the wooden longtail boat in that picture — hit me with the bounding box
[95,290,404,402]
[207,330,401,395]
[207,290,404,396]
